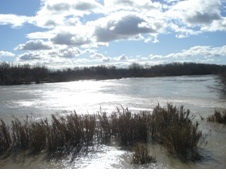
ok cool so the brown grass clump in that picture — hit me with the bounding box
[110,108,150,146]
[132,143,156,164]
[46,113,96,158]
[0,119,12,156]
[207,110,226,124]
[149,104,202,161]
[97,110,112,144]
[0,112,97,159]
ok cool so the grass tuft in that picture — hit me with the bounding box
[131,143,156,164]
[207,110,226,124]
[149,104,202,160]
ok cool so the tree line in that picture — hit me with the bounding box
[0,61,226,85]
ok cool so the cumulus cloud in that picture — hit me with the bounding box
[46,0,102,12]
[201,17,226,32]
[51,31,91,46]
[46,2,70,11]
[102,57,110,62]
[117,54,128,61]
[32,0,103,29]
[0,51,15,57]
[149,45,226,62]
[58,47,81,58]
[185,0,221,25]
[26,30,55,40]
[18,52,42,61]
[0,14,30,27]
[15,40,52,50]
[93,12,164,42]
[166,0,222,25]
[90,52,105,59]
[164,0,225,38]
[73,0,102,11]
[104,0,162,13]
[16,45,83,67]
[166,45,226,59]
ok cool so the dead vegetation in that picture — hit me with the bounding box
[207,110,226,124]
[0,104,204,162]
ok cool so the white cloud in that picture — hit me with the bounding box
[104,0,162,13]
[45,0,102,12]
[51,31,92,46]
[201,17,226,32]
[32,0,103,29]
[90,52,105,59]
[15,40,52,50]
[58,47,81,58]
[149,45,226,62]
[166,45,226,59]
[0,51,15,57]
[18,52,42,61]
[92,12,164,42]
[16,44,83,67]
[117,54,128,61]
[164,0,225,37]
[102,57,110,62]
[26,31,54,40]
[149,54,163,60]
[166,0,222,25]
[0,14,30,27]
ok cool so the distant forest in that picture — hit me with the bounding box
[0,61,226,85]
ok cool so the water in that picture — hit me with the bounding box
[0,75,226,168]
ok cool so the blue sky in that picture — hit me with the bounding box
[0,0,226,68]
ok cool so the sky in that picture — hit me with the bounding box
[0,0,226,69]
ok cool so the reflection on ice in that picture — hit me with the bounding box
[60,145,167,169]
[66,146,131,169]
[2,76,226,119]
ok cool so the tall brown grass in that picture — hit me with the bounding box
[0,119,12,156]
[108,108,149,146]
[207,110,226,124]
[131,143,156,164]
[0,104,203,162]
[149,104,202,160]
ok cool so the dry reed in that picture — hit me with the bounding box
[131,143,156,164]
[207,110,226,124]
[0,104,203,162]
